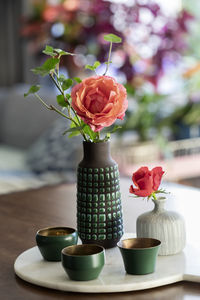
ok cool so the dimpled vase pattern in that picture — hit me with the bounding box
[77,141,123,248]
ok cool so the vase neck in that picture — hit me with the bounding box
[152,197,166,212]
[81,141,114,167]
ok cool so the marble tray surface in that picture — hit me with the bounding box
[14,233,200,293]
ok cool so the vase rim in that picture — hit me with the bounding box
[152,196,166,202]
[83,140,110,144]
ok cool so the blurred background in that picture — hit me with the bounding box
[1,0,200,194]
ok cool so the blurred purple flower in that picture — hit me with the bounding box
[22,0,193,90]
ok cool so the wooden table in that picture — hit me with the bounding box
[1,178,200,299]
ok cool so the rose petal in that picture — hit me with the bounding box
[136,175,154,196]
[132,167,150,187]
[129,185,135,194]
[151,167,164,191]
[102,103,113,114]
[130,185,152,197]
[131,188,152,197]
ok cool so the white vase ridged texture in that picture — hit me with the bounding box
[136,198,186,256]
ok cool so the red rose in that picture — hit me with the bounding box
[129,166,164,197]
[71,75,128,132]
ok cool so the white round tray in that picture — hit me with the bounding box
[14,233,200,293]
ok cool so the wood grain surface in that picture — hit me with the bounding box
[1,181,200,299]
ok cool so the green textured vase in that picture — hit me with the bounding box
[77,141,123,248]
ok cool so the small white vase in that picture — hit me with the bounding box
[136,197,186,255]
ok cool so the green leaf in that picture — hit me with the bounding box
[65,93,71,101]
[24,85,40,97]
[85,61,101,71]
[42,45,56,57]
[63,118,85,137]
[70,115,80,128]
[155,189,168,195]
[105,61,112,65]
[103,34,122,43]
[82,123,98,141]
[62,78,73,90]
[67,116,82,137]
[93,61,101,69]
[102,125,122,141]
[57,95,67,107]
[85,64,95,71]
[58,74,66,82]
[73,77,82,83]
[104,133,111,141]
[63,126,84,135]
[42,45,75,57]
[110,125,122,134]
[31,58,59,76]
[68,131,81,138]
[54,48,75,56]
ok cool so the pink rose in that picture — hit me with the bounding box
[71,75,128,132]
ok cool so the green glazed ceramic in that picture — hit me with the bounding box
[77,141,123,249]
[117,238,161,275]
[61,244,105,281]
[36,227,78,261]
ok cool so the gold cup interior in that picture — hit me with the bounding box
[119,238,161,249]
[62,244,104,256]
[37,227,75,237]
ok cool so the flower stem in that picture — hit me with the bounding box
[103,41,112,75]
[34,93,52,109]
[49,105,74,121]
[49,73,88,141]
[152,193,157,201]
[35,93,74,122]
[50,73,70,106]
[97,131,100,141]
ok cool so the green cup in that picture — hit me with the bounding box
[36,226,78,261]
[117,238,161,275]
[61,244,105,281]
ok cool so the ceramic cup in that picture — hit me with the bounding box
[117,237,161,275]
[36,226,78,261]
[61,244,105,281]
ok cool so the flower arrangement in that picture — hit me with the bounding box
[129,166,165,200]
[22,0,193,143]
[24,34,128,249]
[24,34,128,142]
